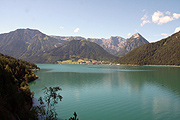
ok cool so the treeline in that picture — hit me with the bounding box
[0,53,39,119]
[115,31,180,66]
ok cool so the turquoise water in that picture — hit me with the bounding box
[29,64,180,120]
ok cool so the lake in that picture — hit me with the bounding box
[29,64,180,120]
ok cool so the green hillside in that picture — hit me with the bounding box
[31,40,118,63]
[0,53,39,119]
[115,31,180,66]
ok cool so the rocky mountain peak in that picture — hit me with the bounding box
[130,33,148,43]
[132,33,141,38]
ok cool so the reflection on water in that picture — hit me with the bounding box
[29,64,180,120]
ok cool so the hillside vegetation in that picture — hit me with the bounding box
[0,53,39,119]
[115,31,180,66]
[31,40,118,63]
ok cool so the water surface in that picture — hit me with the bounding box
[30,64,180,120]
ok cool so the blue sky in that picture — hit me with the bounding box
[0,0,180,42]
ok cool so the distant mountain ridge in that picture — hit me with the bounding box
[31,40,118,63]
[50,35,128,55]
[50,35,85,41]
[52,33,149,55]
[115,31,180,65]
[87,36,127,55]
[0,28,149,63]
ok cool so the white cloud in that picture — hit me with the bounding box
[166,11,171,15]
[173,13,180,19]
[161,33,168,36]
[152,11,180,25]
[158,16,174,24]
[154,33,168,37]
[152,11,173,24]
[141,20,151,27]
[152,11,163,24]
[174,27,180,33]
[74,28,80,33]
[140,14,151,27]
[141,14,148,20]
[60,26,64,29]
[127,33,131,37]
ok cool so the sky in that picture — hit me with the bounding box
[0,0,180,42]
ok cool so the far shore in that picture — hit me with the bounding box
[143,64,180,67]
[35,63,180,67]
[117,64,180,67]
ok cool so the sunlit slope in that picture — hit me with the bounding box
[115,31,180,65]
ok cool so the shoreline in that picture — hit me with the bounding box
[143,64,180,67]
[117,64,180,67]
[36,63,180,67]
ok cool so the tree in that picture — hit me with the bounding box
[68,112,79,120]
[34,86,63,120]
[33,86,79,120]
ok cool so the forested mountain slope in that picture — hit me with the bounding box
[31,40,118,63]
[115,31,180,65]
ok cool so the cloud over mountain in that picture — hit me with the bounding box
[141,10,180,27]
[140,14,151,27]
[152,11,180,25]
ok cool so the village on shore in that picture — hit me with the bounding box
[57,58,117,65]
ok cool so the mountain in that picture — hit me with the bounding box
[50,35,85,41]
[87,36,127,55]
[0,29,148,63]
[0,28,64,61]
[31,40,118,63]
[51,35,128,55]
[114,31,180,66]
[51,34,148,56]
[115,33,149,57]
